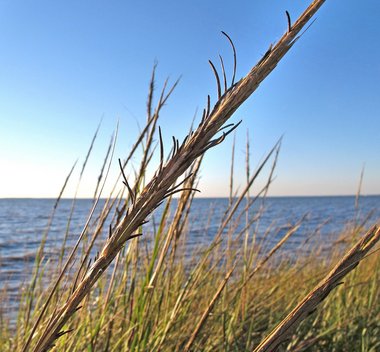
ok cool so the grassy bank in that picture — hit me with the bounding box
[1,203,379,351]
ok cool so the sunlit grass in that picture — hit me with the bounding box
[1,209,379,351]
[1,1,379,350]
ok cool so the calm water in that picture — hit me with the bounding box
[0,196,379,299]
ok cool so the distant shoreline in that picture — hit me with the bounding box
[1,194,380,200]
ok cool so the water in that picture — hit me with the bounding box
[0,196,379,304]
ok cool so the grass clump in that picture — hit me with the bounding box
[1,205,379,351]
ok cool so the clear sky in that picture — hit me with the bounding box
[0,1,379,198]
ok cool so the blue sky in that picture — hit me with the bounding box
[0,0,379,198]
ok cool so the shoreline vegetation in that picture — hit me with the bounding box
[1,0,379,351]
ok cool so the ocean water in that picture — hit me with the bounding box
[0,196,379,302]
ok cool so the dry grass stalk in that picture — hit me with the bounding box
[22,1,327,350]
[184,263,236,352]
[23,160,77,331]
[253,225,380,352]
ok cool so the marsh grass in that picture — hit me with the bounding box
[1,199,379,351]
[1,0,380,350]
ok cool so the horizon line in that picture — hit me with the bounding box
[1,194,380,200]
